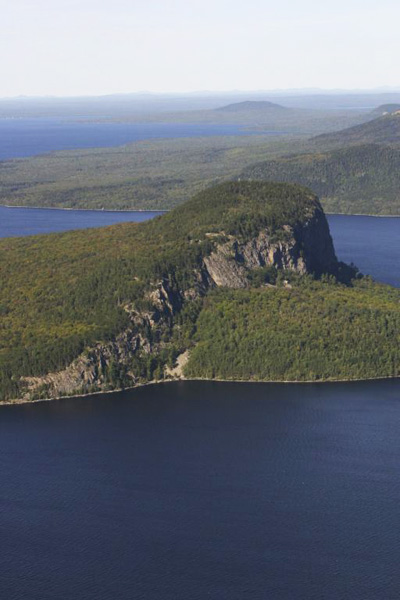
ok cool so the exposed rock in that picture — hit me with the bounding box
[20,328,143,401]
[203,207,337,288]
[165,350,190,379]
[148,278,183,321]
[204,240,248,287]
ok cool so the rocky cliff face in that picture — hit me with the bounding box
[20,328,145,402]
[13,206,338,403]
[203,207,337,288]
[18,282,180,402]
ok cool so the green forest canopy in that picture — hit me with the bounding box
[241,144,400,215]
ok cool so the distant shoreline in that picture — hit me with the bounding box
[325,212,400,218]
[0,204,168,213]
[1,204,399,218]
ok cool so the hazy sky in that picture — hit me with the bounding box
[1,0,400,97]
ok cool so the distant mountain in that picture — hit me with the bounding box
[241,143,400,215]
[216,100,288,112]
[371,104,400,116]
[313,113,400,146]
[147,99,363,134]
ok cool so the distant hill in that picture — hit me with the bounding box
[371,104,400,117]
[216,100,287,112]
[241,143,400,215]
[313,113,400,146]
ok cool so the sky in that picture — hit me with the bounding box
[1,0,400,98]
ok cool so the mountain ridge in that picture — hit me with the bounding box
[313,112,400,146]
[371,104,400,116]
[240,143,400,215]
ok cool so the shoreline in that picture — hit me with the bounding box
[1,204,400,217]
[0,204,168,213]
[325,212,400,218]
[1,374,399,407]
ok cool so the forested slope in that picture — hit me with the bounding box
[185,281,400,382]
[241,144,400,214]
[313,113,400,146]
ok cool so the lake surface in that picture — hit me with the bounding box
[1,207,398,287]
[0,118,269,161]
[1,379,399,600]
[0,205,163,237]
[327,214,400,288]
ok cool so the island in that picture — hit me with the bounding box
[0,181,398,403]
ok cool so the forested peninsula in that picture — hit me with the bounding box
[1,182,399,403]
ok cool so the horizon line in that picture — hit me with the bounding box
[1,86,400,102]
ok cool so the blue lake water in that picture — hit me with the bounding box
[0,118,269,161]
[327,214,400,288]
[1,206,398,287]
[1,379,399,600]
[0,205,163,237]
